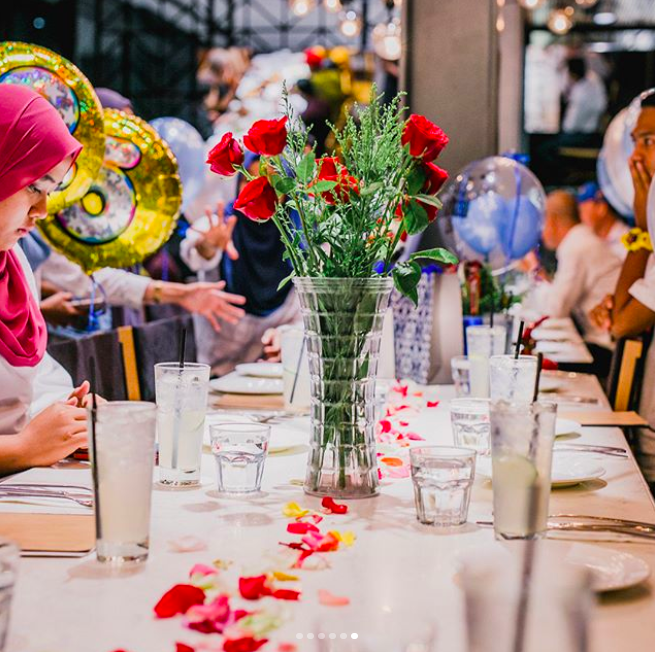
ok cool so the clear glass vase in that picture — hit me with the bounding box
[293,276,394,498]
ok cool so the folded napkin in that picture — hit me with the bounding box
[558,411,648,427]
[210,393,285,411]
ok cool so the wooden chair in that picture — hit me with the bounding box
[606,338,645,412]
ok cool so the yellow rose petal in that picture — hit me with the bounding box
[283,502,310,518]
[273,570,300,582]
[329,530,356,547]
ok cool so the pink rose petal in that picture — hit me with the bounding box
[318,589,350,606]
[168,536,208,553]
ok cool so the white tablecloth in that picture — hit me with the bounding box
[5,375,655,651]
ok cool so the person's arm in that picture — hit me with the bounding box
[610,156,653,338]
[545,246,586,319]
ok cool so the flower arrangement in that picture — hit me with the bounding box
[206,91,457,302]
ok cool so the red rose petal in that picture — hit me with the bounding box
[238,575,272,600]
[321,497,348,514]
[287,522,320,535]
[272,589,301,601]
[223,636,269,652]
[176,644,196,652]
[427,401,439,408]
[379,419,392,433]
[154,584,206,619]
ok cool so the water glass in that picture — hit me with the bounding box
[155,362,210,486]
[0,540,18,652]
[450,398,491,455]
[88,402,157,563]
[451,355,471,398]
[461,546,593,652]
[466,325,507,398]
[489,355,539,402]
[210,423,271,493]
[410,446,476,527]
[490,401,557,540]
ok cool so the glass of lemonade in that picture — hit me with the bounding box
[466,325,507,398]
[88,401,157,563]
[489,355,539,403]
[155,362,210,486]
[490,400,557,540]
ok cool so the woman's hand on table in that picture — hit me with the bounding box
[19,400,88,467]
[68,380,106,408]
[589,294,614,332]
[176,281,247,332]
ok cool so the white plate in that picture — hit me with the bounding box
[531,327,575,342]
[458,541,650,593]
[535,341,579,354]
[203,414,308,453]
[539,376,563,392]
[555,418,582,438]
[210,372,283,395]
[236,363,283,379]
[477,452,605,487]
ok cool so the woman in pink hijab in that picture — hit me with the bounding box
[0,84,91,474]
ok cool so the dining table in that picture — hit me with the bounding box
[531,317,595,366]
[3,371,655,652]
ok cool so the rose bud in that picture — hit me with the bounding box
[234,176,278,221]
[402,115,449,161]
[206,132,244,176]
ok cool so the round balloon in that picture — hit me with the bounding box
[439,156,546,269]
[0,41,105,213]
[39,109,182,274]
[150,117,205,214]
[648,174,655,242]
[598,108,633,218]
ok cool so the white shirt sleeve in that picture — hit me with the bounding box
[546,244,586,318]
[628,256,655,313]
[29,353,73,418]
[179,216,223,273]
[40,250,151,309]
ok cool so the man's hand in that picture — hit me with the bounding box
[176,281,246,332]
[191,202,240,261]
[261,328,281,362]
[40,292,82,327]
[589,294,614,332]
[629,156,653,230]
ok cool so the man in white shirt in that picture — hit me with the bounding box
[542,190,622,353]
[562,58,608,134]
[577,182,630,261]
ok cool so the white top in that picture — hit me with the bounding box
[546,224,622,348]
[179,215,223,273]
[606,220,630,261]
[562,72,607,133]
[39,250,151,310]
[0,247,73,436]
[628,255,655,428]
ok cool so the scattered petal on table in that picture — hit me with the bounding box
[321,497,348,514]
[287,522,319,535]
[392,383,409,397]
[330,530,356,547]
[318,589,350,607]
[272,571,299,582]
[379,419,393,433]
[405,432,424,441]
[380,456,404,467]
[189,564,218,578]
[386,465,411,479]
[176,643,196,652]
[427,401,440,408]
[154,584,206,619]
[413,391,424,397]
[271,589,301,601]
[282,502,310,519]
[239,575,272,600]
[277,644,298,652]
[213,559,233,570]
[399,420,410,427]
[168,536,208,553]
[223,636,268,652]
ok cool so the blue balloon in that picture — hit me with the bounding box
[150,117,206,214]
[496,195,542,259]
[452,191,506,255]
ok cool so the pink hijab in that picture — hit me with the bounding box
[0,85,82,367]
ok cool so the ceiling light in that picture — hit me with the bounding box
[547,8,573,35]
[575,0,599,7]
[517,0,545,9]
[372,19,401,60]
[593,11,617,25]
[324,0,342,12]
[340,10,362,37]
[290,0,315,17]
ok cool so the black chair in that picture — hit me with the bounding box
[48,329,127,401]
[132,315,198,401]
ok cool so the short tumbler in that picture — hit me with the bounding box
[210,423,271,493]
[450,398,491,455]
[410,446,476,527]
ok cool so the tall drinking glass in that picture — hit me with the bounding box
[451,355,471,398]
[489,355,539,402]
[461,549,593,652]
[88,402,157,563]
[490,401,557,540]
[0,539,18,652]
[466,325,506,398]
[155,362,210,486]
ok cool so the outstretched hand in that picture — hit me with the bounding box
[177,281,247,332]
[191,202,240,261]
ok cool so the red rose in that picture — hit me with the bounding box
[207,132,244,176]
[234,177,278,221]
[422,162,448,194]
[244,117,288,156]
[154,584,206,619]
[316,156,340,178]
[402,114,449,161]
[395,199,438,223]
[312,169,359,205]
[238,574,272,600]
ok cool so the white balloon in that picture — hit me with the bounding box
[647,174,655,240]
[599,108,634,217]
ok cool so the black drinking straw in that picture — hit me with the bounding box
[289,335,306,405]
[89,355,102,540]
[178,325,188,368]
[515,320,525,360]
[532,353,544,403]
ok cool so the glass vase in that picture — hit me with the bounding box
[293,276,394,498]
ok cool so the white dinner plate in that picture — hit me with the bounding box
[476,453,605,488]
[555,418,582,438]
[531,327,575,342]
[209,372,283,395]
[535,341,579,354]
[236,363,283,379]
[203,414,308,453]
[457,541,650,593]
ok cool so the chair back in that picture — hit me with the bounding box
[606,338,645,412]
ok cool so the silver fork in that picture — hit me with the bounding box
[0,487,93,508]
[554,444,628,457]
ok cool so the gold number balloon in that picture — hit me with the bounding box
[0,41,105,213]
[39,109,182,274]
